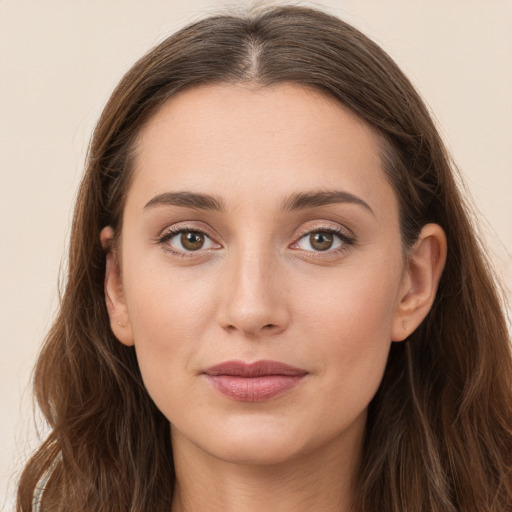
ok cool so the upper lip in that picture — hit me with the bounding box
[204,360,308,377]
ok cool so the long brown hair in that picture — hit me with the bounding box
[17,5,512,511]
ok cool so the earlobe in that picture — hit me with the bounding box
[391,223,447,342]
[100,226,135,347]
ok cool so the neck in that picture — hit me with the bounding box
[170,422,363,512]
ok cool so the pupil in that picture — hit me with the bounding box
[310,232,333,251]
[181,232,204,250]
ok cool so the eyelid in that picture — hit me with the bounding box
[156,223,222,256]
[293,222,354,241]
[155,220,355,257]
[289,222,355,254]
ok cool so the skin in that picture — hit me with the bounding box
[102,83,446,512]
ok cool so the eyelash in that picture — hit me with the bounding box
[156,224,218,258]
[292,225,355,256]
[156,224,355,258]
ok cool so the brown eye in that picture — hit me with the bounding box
[309,232,334,251]
[161,228,219,254]
[293,229,348,253]
[180,231,205,251]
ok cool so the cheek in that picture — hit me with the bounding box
[121,258,218,399]
[297,256,401,342]
[124,248,218,330]
[295,260,401,399]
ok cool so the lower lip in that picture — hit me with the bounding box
[205,375,305,402]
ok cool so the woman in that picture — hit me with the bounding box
[17,5,512,511]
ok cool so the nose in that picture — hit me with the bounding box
[216,247,290,338]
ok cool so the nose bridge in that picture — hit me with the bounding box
[218,237,289,337]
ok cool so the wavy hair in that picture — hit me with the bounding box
[17,5,512,511]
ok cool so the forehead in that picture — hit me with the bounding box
[128,82,396,216]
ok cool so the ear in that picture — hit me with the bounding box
[391,223,447,342]
[100,226,135,346]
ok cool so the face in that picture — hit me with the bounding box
[105,83,415,466]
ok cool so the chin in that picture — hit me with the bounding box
[173,412,317,466]
[207,434,310,467]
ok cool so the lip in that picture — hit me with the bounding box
[203,360,308,402]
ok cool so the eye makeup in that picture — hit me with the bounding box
[153,219,356,260]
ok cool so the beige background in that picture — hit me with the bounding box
[1,0,511,508]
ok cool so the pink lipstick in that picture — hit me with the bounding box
[203,360,307,402]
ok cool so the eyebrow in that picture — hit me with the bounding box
[144,191,225,211]
[282,189,374,215]
[143,189,374,215]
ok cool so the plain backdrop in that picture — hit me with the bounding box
[1,0,511,509]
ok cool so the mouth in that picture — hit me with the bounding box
[203,360,308,402]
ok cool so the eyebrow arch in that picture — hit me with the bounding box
[143,188,374,216]
[282,189,374,215]
[144,191,225,211]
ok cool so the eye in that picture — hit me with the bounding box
[159,228,220,253]
[293,228,353,252]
